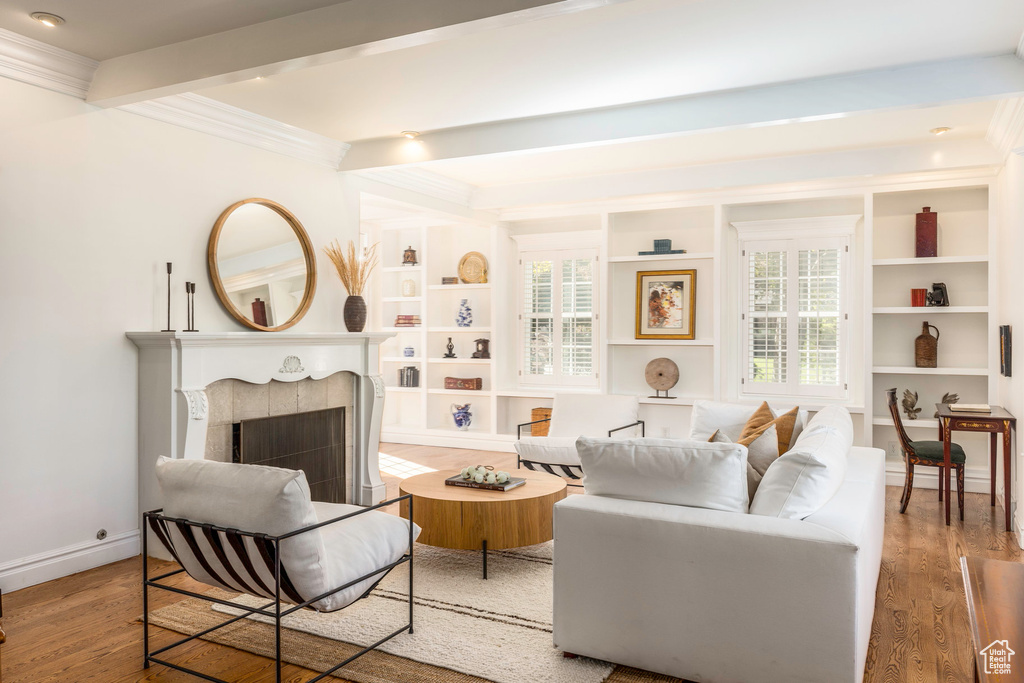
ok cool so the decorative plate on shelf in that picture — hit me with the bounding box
[645,357,679,397]
[458,252,488,284]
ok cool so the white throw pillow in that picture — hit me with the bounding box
[690,400,809,446]
[710,424,778,499]
[576,437,750,513]
[749,406,853,519]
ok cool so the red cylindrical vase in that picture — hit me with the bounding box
[915,206,937,258]
[911,288,927,307]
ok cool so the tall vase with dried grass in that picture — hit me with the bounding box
[324,239,378,332]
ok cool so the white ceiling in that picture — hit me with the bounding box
[422,101,999,187]
[197,0,1024,142]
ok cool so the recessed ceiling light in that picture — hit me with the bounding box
[930,127,952,136]
[402,131,420,139]
[30,11,64,27]
[254,76,264,81]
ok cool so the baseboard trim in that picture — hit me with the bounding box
[884,461,991,494]
[0,529,140,593]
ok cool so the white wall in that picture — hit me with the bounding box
[0,77,360,590]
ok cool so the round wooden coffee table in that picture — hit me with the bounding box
[399,469,567,579]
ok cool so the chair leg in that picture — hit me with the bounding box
[938,466,943,501]
[900,462,914,514]
[957,464,965,522]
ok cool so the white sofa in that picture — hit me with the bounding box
[552,404,885,683]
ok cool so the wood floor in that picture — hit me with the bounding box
[0,443,1019,683]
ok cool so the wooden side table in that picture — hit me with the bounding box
[961,556,1024,681]
[936,405,1016,529]
[399,469,567,579]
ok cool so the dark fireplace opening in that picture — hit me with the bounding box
[233,407,345,503]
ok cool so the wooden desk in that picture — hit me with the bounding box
[961,556,1024,681]
[937,404,1016,529]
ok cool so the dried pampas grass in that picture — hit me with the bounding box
[323,239,378,296]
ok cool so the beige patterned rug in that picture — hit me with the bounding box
[148,542,684,683]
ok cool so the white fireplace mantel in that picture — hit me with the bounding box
[126,331,393,523]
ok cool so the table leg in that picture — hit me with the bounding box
[943,418,952,526]
[991,432,997,506]
[482,539,488,580]
[1004,425,1013,532]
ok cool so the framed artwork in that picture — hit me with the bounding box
[1000,325,1012,377]
[635,269,696,340]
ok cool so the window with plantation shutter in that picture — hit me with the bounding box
[520,249,597,386]
[740,235,849,399]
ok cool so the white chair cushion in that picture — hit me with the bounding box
[749,406,853,520]
[689,400,809,446]
[549,394,640,439]
[311,502,420,611]
[576,437,750,513]
[515,436,580,465]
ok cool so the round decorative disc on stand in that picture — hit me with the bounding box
[645,357,679,398]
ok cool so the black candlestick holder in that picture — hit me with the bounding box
[161,262,175,332]
[184,282,198,331]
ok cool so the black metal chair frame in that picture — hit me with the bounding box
[515,417,645,486]
[142,495,414,683]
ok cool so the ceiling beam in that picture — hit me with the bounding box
[339,54,1024,171]
[86,0,627,108]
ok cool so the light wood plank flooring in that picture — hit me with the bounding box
[0,443,1019,682]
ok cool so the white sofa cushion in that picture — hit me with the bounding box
[689,399,809,446]
[711,424,778,498]
[549,393,640,438]
[576,437,749,513]
[749,405,853,519]
[515,436,580,465]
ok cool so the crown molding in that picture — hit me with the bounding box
[355,167,477,207]
[118,94,349,169]
[986,97,1024,160]
[0,28,98,98]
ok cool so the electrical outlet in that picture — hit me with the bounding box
[887,441,901,459]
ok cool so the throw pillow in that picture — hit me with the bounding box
[738,402,800,454]
[710,424,779,499]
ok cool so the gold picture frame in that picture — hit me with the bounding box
[635,269,696,340]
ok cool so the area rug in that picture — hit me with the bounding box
[148,542,684,683]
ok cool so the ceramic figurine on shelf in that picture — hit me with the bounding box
[902,390,922,420]
[456,299,472,327]
[934,392,960,418]
[451,403,473,431]
[443,337,457,358]
[403,246,418,266]
[403,346,415,357]
[402,279,416,297]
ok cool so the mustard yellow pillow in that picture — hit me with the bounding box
[738,402,799,455]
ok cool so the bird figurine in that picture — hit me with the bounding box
[934,392,960,418]
[902,390,922,420]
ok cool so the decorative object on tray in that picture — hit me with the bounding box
[403,346,415,357]
[162,262,174,332]
[398,365,419,387]
[925,282,949,307]
[445,377,483,391]
[638,238,686,256]
[451,403,473,430]
[402,246,418,266]
[401,279,416,297]
[1000,325,1012,377]
[441,276,459,285]
[446,465,525,491]
[184,282,198,332]
[902,389,922,420]
[472,338,491,359]
[456,299,473,327]
[635,269,696,340]
[915,206,937,258]
[531,407,552,436]
[252,298,269,327]
[324,239,378,333]
[393,314,421,327]
[949,403,992,413]
[458,251,488,283]
[934,392,960,418]
[914,322,939,368]
[443,337,457,358]
[644,357,679,399]
[911,288,927,307]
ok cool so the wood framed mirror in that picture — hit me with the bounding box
[208,198,317,331]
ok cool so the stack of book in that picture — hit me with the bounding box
[394,315,421,327]
[398,366,419,387]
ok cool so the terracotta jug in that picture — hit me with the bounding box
[915,322,939,368]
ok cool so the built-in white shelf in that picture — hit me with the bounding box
[427,389,493,396]
[385,386,422,393]
[872,255,988,266]
[607,252,715,263]
[382,296,423,303]
[427,284,491,290]
[382,356,423,362]
[638,396,705,406]
[608,338,715,346]
[428,358,491,364]
[872,366,989,376]
[429,326,491,333]
[381,326,423,332]
[872,417,939,429]
[382,266,422,273]
[872,306,989,314]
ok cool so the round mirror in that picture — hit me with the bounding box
[208,198,317,331]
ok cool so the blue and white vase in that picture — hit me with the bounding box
[403,346,415,357]
[456,299,472,327]
[451,403,472,431]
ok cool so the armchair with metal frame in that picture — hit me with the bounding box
[514,393,645,483]
[142,494,415,683]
